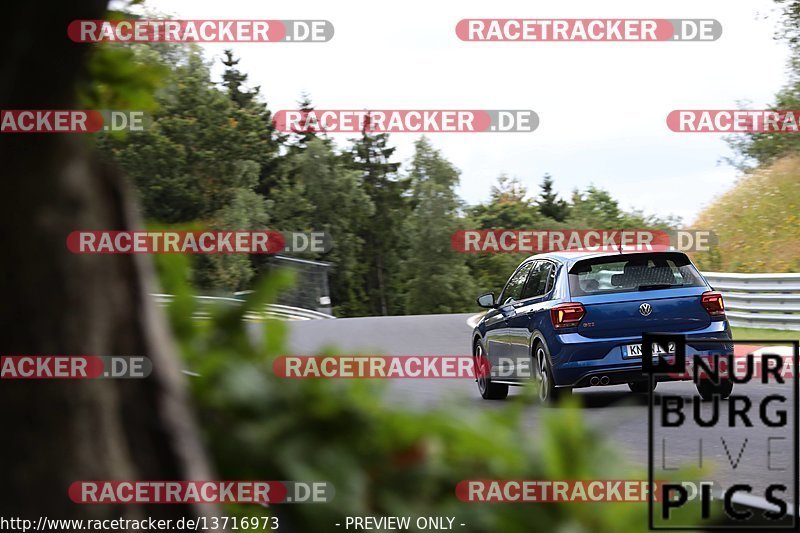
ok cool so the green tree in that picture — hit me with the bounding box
[220,49,282,197]
[727,0,800,168]
[271,138,375,316]
[195,182,272,292]
[469,175,543,229]
[284,92,323,153]
[536,174,570,222]
[221,49,259,108]
[568,186,677,229]
[465,175,554,295]
[100,48,267,222]
[727,89,800,168]
[97,46,275,290]
[567,186,625,228]
[343,126,408,315]
[402,137,475,313]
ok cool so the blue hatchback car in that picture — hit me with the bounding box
[471,250,733,402]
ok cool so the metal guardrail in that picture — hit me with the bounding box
[151,293,335,321]
[703,272,800,331]
[151,271,800,329]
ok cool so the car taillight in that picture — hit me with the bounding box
[701,291,725,316]
[550,303,585,329]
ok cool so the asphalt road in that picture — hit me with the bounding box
[285,313,797,507]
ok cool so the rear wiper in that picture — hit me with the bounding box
[637,283,682,291]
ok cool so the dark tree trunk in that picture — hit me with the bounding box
[0,1,217,522]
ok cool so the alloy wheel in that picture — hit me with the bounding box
[475,344,488,394]
[536,347,549,402]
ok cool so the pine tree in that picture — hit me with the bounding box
[271,138,375,316]
[221,49,259,108]
[466,175,547,295]
[219,50,281,197]
[343,124,407,315]
[402,137,475,313]
[284,92,325,152]
[537,174,570,222]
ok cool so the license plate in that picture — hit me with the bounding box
[625,342,675,358]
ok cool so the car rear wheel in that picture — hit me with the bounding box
[474,340,508,400]
[628,380,657,394]
[696,378,733,401]
[534,342,570,404]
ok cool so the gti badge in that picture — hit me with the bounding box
[639,302,652,316]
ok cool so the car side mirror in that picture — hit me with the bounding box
[476,292,496,309]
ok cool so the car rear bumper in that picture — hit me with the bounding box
[549,320,732,388]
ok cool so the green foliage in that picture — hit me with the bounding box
[403,138,476,313]
[343,129,408,316]
[95,45,279,292]
[567,186,626,228]
[221,49,260,109]
[703,2,800,273]
[465,175,549,295]
[567,186,679,229]
[727,1,800,168]
[194,187,272,291]
[726,89,800,169]
[470,175,544,229]
[536,174,570,222]
[92,37,678,315]
[219,50,283,196]
[156,255,701,532]
[99,49,268,222]
[463,176,678,297]
[776,0,800,41]
[284,93,322,153]
[78,44,166,117]
[271,138,375,316]
[691,155,800,273]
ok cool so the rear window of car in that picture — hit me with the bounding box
[567,252,705,296]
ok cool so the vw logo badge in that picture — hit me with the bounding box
[639,302,652,316]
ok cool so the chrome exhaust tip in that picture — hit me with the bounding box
[600,375,610,386]
[589,376,600,386]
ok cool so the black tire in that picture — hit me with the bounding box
[696,378,733,401]
[628,380,657,394]
[534,341,571,404]
[474,340,509,400]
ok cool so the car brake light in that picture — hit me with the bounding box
[551,303,585,329]
[701,291,725,316]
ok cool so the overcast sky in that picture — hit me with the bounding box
[142,0,791,225]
